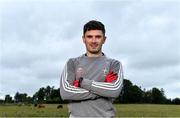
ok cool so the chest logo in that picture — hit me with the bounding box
[76,67,85,78]
[103,68,108,76]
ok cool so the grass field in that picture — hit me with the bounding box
[0,104,180,117]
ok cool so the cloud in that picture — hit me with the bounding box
[0,0,180,99]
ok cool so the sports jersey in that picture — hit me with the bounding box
[60,53,123,117]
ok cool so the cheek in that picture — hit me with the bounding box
[98,39,105,45]
[85,40,92,45]
[84,38,89,43]
[84,40,91,47]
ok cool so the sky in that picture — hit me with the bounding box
[0,0,179,99]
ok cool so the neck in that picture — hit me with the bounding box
[86,51,103,57]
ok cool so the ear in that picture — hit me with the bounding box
[103,36,106,44]
[82,35,85,43]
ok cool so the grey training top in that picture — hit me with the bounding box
[60,54,123,117]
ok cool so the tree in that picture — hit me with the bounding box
[50,88,61,103]
[120,79,133,103]
[128,85,143,103]
[5,94,12,103]
[14,92,28,103]
[21,93,27,102]
[36,87,46,103]
[142,90,152,103]
[165,98,172,104]
[160,88,167,103]
[0,99,4,104]
[151,88,166,104]
[26,96,33,103]
[120,79,143,103]
[4,94,12,103]
[32,93,38,103]
[45,85,52,101]
[14,92,20,103]
[172,98,180,104]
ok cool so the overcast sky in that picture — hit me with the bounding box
[0,0,179,99]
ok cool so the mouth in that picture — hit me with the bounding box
[90,43,98,49]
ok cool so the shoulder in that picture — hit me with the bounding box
[66,54,84,65]
[105,56,122,67]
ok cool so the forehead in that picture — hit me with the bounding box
[84,30,104,36]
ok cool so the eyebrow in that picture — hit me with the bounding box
[86,35,102,37]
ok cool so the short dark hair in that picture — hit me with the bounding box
[83,20,105,35]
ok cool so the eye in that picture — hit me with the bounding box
[87,35,93,38]
[96,35,102,38]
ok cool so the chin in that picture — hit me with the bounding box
[87,47,102,54]
[89,50,101,54]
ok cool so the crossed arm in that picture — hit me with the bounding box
[60,59,123,101]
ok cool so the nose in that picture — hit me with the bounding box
[92,36,97,43]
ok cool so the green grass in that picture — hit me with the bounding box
[0,104,180,117]
[115,104,180,117]
[0,104,68,117]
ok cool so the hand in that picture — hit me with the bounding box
[104,71,118,83]
[74,77,83,87]
[74,79,80,87]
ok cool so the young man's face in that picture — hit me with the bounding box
[83,30,106,55]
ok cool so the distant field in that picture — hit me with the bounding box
[0,104,180,117]
[115,104,180,117]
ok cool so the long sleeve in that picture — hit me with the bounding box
[60,59,98,101]
[80,60,123,98]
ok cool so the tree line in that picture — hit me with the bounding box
[1,79,180,104]
[117,79,180,104]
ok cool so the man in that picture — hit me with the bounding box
[60,20,123,117]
